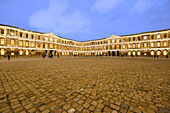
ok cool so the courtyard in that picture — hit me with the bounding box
[0,57,169,113]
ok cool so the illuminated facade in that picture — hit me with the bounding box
[0,24,169,57]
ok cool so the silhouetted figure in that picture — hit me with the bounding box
[132,55,134,57]
[58,54,59,58]
[166,55,168,58]
[157,55,158,58]
[43,54,45,59]
[8,55,10,60]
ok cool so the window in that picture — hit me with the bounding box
[164,34,167,38]
[133,44,135,48]
[137,51,141,55]
[45,44,48,48]
[31,35,34,39]
[45,37,48,41]
[138,44,140,48]
[1,39,4,45]
[128,51,131,55]
[151,43,154,47]
[157,42,160,47]
[157,34,160,38]
[20,33,22,37]
[38,36,40,40]
[108,40,110,43]
[144,43,147,47]
[26,42,29,47]
[26,34,28,38]
[11,52,14,56]
[55,39,57,42]
[129,38,131,41]
[19,50,23,55]
[1,49,4,55]
[164,42,167,46]
[163,50,167,55]
[38,43,40,47]
[117,39,119,42]
[151,51,154,55]
[157,51,161,55]
[133,37,135,41]
[123,45,125,48]
[19,41,22,46]
[144,36,147,40]
[138,37,140,41]
[151,35,154,39]
[133,51,135,55]
[31,42,34,47]
[11,40,14,46]
[26,50,29,55]
[50,38,53,41]
[50,44,53,48]
[11,31,14,35]
[1,29,4,34]
[128,45,131,48]
[112,39,115,43]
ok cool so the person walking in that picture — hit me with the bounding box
[8,55,10,60]
[58,54,59,58]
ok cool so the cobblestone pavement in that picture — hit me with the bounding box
[0,57,170,113]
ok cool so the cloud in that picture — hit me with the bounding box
[92,0,124,13]
[133,0,154,12]
[28,0,90,34]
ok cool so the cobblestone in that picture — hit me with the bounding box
[0,57,169,113]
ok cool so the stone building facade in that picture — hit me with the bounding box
[0,24,169,58]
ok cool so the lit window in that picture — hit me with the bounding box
[26,42,29,47]
[128,45,131,48]
[133,44,135,48]
[45,37,48,41]
[133,51,135,55]
[157,42,160,47]
[151,51,154,55]
[137,51,141,55]
[144,36,147,40]
[117,39,119,42]
[1,49,4,55]
[108,40,110,43]
[19,50,23,55]
[45,44,48,48]
[123,45,125,48]
[19,41,23,46]
[11,52,14,56]
[11,40,14,46]
[157,51,161,55]
[144,53,147,55]
[26,50,29,55]
[112,39,115,42]
[157,34,160,38]
[144,43,147,47]
[128,51,131,55]
[163,42,167,46]
[31,42,34,47]
[151,43,154,47]
[11,31,14,35]
[55,39,57,42]
[163,50,167,55]
[1,39,4,45]
[50,38,53,41]
[138,44,140,48]
[50,44,53,48]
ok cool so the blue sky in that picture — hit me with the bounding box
[0,0,170,41]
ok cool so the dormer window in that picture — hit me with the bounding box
[45,37,48,41]
[144,36,147,40]
[112,39,115,43]
[11,31,14,35]
[157,34,160,38]
[50,38,53,41]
